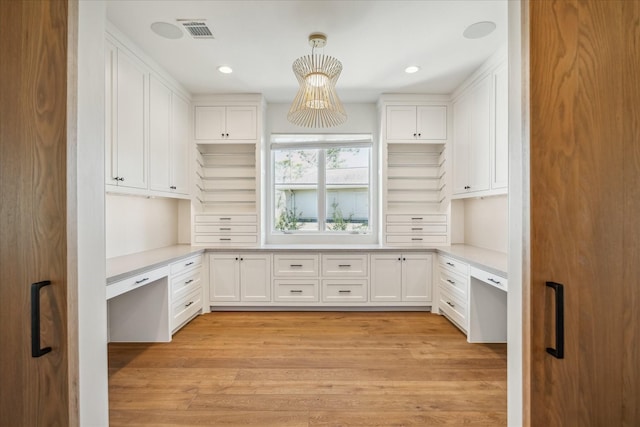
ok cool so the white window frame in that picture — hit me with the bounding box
[266,133,378,245]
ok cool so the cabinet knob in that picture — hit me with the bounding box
[225,133,229,137]
[413,133,417,137]
[221,133,225,137]
[169,185,176,190]
[119,177,125,182]
[417,133,421,137]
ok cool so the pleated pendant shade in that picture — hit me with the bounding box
[287,34,347,128]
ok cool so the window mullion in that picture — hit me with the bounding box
[318,149,326,232]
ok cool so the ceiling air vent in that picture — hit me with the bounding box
[177,20,214,39]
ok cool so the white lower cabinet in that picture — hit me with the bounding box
[437,255,469,333]
[209,253,271,303]
[170,254,203,333]
[370,253,433,303]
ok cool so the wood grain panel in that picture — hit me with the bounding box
[529,0,580,424]
[528,0,640,425]
[622,1,640,425]
[108,312,507,426]
[0,0,70,424]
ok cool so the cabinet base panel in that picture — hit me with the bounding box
[209,305,432,312]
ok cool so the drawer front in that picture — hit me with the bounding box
[386,224,447,234]
[439,285,466,330]
[273,254,319,277]
[439,269,467,299]
[386,214,447,223]
[195,224,257,234]
[194,214,257,223]
[322,280,367,303]
[171,268,202,299]
[194,235,257,244]
[274,280,319,302]
[106,266,169,300]
[170,254,203,276]
[470,266,508,292]
[172,288,202,330]
[438,255,469,277]
[385,235,447,244]
[321,254,368,277]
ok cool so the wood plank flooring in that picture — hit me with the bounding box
[108,312,506,426]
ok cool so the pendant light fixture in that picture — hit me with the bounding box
[287,33,347,128]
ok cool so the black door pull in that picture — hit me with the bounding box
[546,281,564,359]
[31,280,52,358]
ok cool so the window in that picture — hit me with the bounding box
[269,134,376,243]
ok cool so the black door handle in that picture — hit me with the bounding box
[546,281,564,359]
[31,280,52,358]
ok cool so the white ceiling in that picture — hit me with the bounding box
[106,1,507,103]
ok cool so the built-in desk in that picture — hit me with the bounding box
[106,246,204,342]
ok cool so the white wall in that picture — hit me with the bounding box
[76,1,109,424]
[463,195,508,253]
[106,194,180,258]
[508,1,526,425]
[266,103,378,134]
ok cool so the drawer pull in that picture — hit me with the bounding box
[220,238,232,241]
[184,279,194,285]
[411,217,423,220]
[446,262,455,267]
[135,277,149,284]
[219,227,231,231]
[446,301,455,308]
[219,217,232,220]
[487,278,502,286]
[185,261,194,266]
[185,301,194,308]
[411,238,423,241]
[338,264,351,267]
[289,289,303,293]
[290,264,303,267]
[411,227,423,231]
[446,279,455,284]
[338,290,352,293]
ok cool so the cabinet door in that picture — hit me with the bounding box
[416,106,447,140]
[370,254,402,302]
[225,106,257,140]
[240,254,271,302]
[469,75,491,193]
[491,62,508,190]
[149,76,172,192]
[452,94,471,194]
[171,93,190,194]
[385,106,417,141]
[116,48,147,189]
[195,106,225,141]
[402,253,432,302]
[209,254,240,302]
[105,40,117,186]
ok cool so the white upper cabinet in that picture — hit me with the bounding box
[491,61,509,190]
[106,28,192,199]
[195,106,257,142]
[385,105,447,142]
[452,53,508,198]
[149,76,190,195]
[105,41,148,190]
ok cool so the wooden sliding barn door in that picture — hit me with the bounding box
[528,0,639,425]
[0,0,74,425]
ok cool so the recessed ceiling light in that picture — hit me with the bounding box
[150,22,183,40]
[405,66,420,74]
[217,65,233,74]
[463,21,497,39]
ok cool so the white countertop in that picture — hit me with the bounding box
[106,244,507,284]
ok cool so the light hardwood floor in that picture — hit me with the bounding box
[108,312,506,426]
